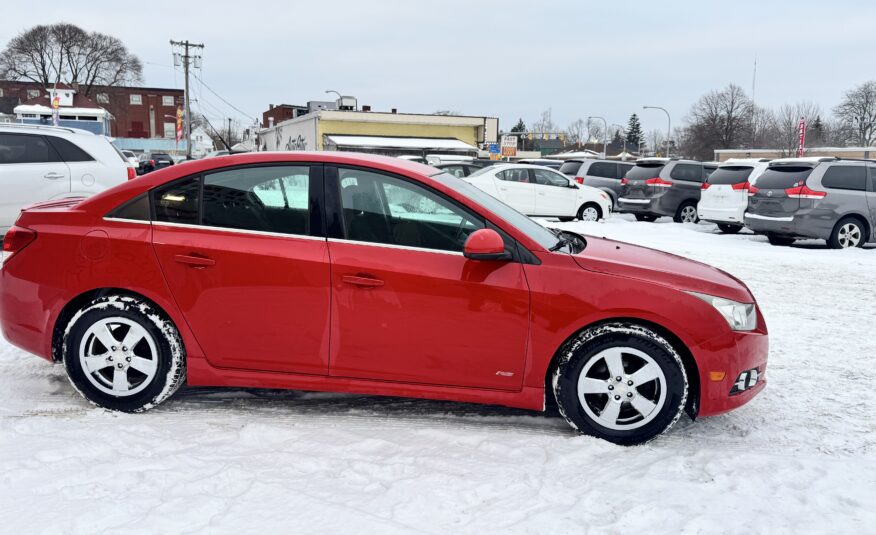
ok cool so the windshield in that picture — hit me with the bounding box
[625,164,665,180]
[707,166,754,185]
[559,161,583,175]
[431,172,560,250]
[756,166,814,189]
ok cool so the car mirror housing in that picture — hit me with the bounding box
[463,229,510,261]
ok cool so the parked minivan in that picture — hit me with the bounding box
[617,159,706,223]
[699,158,770,233]
[744,157,876,248]
[560,159,635,208]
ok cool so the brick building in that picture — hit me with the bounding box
[0,80,183,139]
[263,104,309,128]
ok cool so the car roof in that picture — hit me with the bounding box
[0,123,97,137]
[768,156,837,167]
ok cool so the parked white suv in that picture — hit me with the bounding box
[0,124,133,234]
[698,158,770,233]
[463,163,612,221]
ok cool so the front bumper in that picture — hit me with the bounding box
[694,321,769,418]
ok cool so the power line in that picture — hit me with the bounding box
[190,70,256,122]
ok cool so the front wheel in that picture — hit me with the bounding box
[577,203,602,222]
[674,201,699,223]
[552,323,688,445]
[717,223,742,234]
[63,295,186,412]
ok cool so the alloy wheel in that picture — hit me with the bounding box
[580,206,600,222]
[78,316,159,397]
[681,205,698,223]
[577,346,667,431]
[837,223,862,248]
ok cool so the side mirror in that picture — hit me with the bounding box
[463,229,511,261]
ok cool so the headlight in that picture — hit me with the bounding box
[688,292,757,331]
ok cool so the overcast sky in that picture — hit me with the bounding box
[3,0,874,135]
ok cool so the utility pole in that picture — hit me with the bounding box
[227,118,232,147]
[170,39,204,160]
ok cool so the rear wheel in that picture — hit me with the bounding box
[828,217,866,249]
[634,214,658,222]
[767,234,795,246]
[62,295,186,412]
[674,201,699,223]
[577,203,602,222]
[717,223,742,234]
[552,323,688,446]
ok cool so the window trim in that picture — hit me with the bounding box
[129,94,142,105]
[162,95,176,107]
[820,164,867,192]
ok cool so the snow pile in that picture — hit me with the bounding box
[0,216,873,534]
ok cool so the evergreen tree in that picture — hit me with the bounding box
[626,113,643,146]
[511,118,526,133]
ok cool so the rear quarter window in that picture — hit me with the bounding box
[669,164,703,182]
[588,162,616,179]
[707,167,754,185]
[625,164,665,180]
[46,136,94,162]
[756,167,814,189]
[820,165,867,191]
[558,161,583,175]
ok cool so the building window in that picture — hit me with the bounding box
[164,122,176,139]
[162,95,176,107]
[0,88,4,97]
[96,93,109,104]
[130,94,142,105]
[27,89,40,99]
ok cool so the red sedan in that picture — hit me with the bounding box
[0,152,767,445]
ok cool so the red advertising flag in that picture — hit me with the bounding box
[796,117,807,157]
[176,106,184,142]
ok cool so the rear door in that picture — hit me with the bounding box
[0,133,70,232]
[621,163,664,200]
[494,168,536,214]
[868,166,876,232]
[532,168,576,216]
[151,164,331,375]
[702,166,754,210]
[667,163,704,204]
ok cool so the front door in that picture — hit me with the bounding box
[532,168,577,216]
[0,133,70,231]
[151,164,331,374]
[327,166,531,390]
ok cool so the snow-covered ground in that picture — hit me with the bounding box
[1,215,874,534]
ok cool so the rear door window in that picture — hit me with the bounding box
[820,165,867,191]
[670,163,704,182]
[588,162,616,179]
[756,167,815,189]
[0,133,59,164]
[617,163,634,179]
[869,167,876,192]
[707,167,754,185]
[152,176,200,225]
[558,161,583,175]
[626,164,665,180]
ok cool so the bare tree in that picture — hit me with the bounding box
[680,84,753,160]
[833,80,876,146]
[0,23,142,96]
[566,118,587,146]
[646,129,664,156]
[586,119,604,143]
[531,109,557,134]
[774,101,822,155]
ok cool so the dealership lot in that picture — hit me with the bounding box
[0,215,872,533]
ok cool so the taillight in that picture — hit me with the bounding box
[732,181,750,191]
[127,166,136,180]
[2,226,37,264]
[620,178,628,185]
[701,183,711,190]
[747,184,760,197]
[645,177,672,187]
[150,159,155,166]
[575,177,584,184]
[785,183,826,199]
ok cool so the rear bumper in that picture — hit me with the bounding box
[744,212,796,236]
[699,204,746,225]
[616,196,675,217]
[0,265,59,361]
[694,324,769,417]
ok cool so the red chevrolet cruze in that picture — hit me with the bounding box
[0,152,767,445]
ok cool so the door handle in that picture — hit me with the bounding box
[537,192,546,196]
[342,275,384,288]
[499,187,509,191]
[44,172,65,180]
[174,254,215,268]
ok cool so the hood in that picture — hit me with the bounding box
[572,236,754,303]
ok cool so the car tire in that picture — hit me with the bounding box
[552,323,688,446]
[766,234,795,246]
[62,294,186,412]
[828,217,867,249]
[634,214,658,222]
[717,223,742,234]
[557,216,575,222]
[674,201,699,224]
[577,203,602,222]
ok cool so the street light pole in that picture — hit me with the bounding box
[588,116,608,158]
[643,106,671,157]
